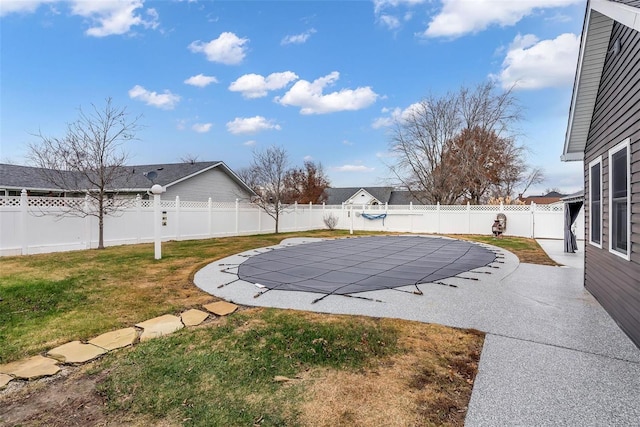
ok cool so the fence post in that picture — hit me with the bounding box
[409,202,413,233]
[531,202,536,239]
[208,197,213,236]
[309,202,312,229]
[467,202,471,234]
[135,194,142,244]
[235,199,239,235]
[84,194,91,249]
[257,204,262,233]
[20,189,28,255]
[153,188,162,260]
[349,205,354,235]
[437,202,441,234]
[294,201,298,231]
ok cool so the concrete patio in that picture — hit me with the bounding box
[194,236,640,426]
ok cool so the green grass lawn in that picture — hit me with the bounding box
[0,231,553,364]
[0,230,353,364]
[96,309,402,426]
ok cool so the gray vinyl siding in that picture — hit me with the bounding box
[163,168,252,202]
[584,21,640,347]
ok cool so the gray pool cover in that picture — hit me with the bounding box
[238,236,497,297]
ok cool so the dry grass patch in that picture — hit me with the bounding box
[449,234,558,266]
[299,320,482,427]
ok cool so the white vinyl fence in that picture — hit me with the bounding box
[0,191,584,256]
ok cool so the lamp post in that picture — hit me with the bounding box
[151,184,165,260]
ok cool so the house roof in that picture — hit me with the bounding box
[0,164,74,192]
[519,191,568,205]
[563,0,640,161]
[325,187,421,205]
[0,161,256,196]
[325,187,392,205]
[388,190,422,205]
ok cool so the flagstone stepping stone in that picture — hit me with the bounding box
[0,373,13,388]
[89,327,138,351]
[181,309,209,326]
[48,341,107,364]
[203,301,238,316]
[136,314,184,342]
[0,355,60,380]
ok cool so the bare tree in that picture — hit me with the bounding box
[27,98,141,249]
[246,146,290,233]
[389,82,525,204]
[282,160,330,204]
[519,167,545,196]
[389,93,463,204]
[180,154,200,164]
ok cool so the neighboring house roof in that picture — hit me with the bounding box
[563,0,640,161]
[519,191,568,205]
[325,187,421,205]
[0,164,74,192]
[325,187,391,205]
[0,161,256,196]
[388,191,422,205]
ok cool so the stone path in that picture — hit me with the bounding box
[0,303,238,389]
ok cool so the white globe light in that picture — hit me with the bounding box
[151,184,164,195]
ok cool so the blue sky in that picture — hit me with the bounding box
[1,0,586,195]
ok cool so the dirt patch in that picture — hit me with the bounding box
[0,365,179,427]
[0,366,111,426]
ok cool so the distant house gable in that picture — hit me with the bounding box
[325,187,421,206]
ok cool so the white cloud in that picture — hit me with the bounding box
[128,85,180,110]
[188,32,249,65]
[333,164,375,172]
[379,14,401,30]
[243,140,256,146]
[0,0,57,16]
[184,74,218,87]
[492,33,580,90]
[281,28,316,45]
[69,0,159,37]
[0,0,158,35]
[226,116,281,135]
[373,0,426,30]
[376,151,399,159]
[373,0,428,15]
[342,140,353,146]
[303,155,313,161]
[372,102,422,129]
[192,123,212,133]
[372,116,394,129]
[423,0,582,38]
[229,71,299,99]
[275,71,378,115]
